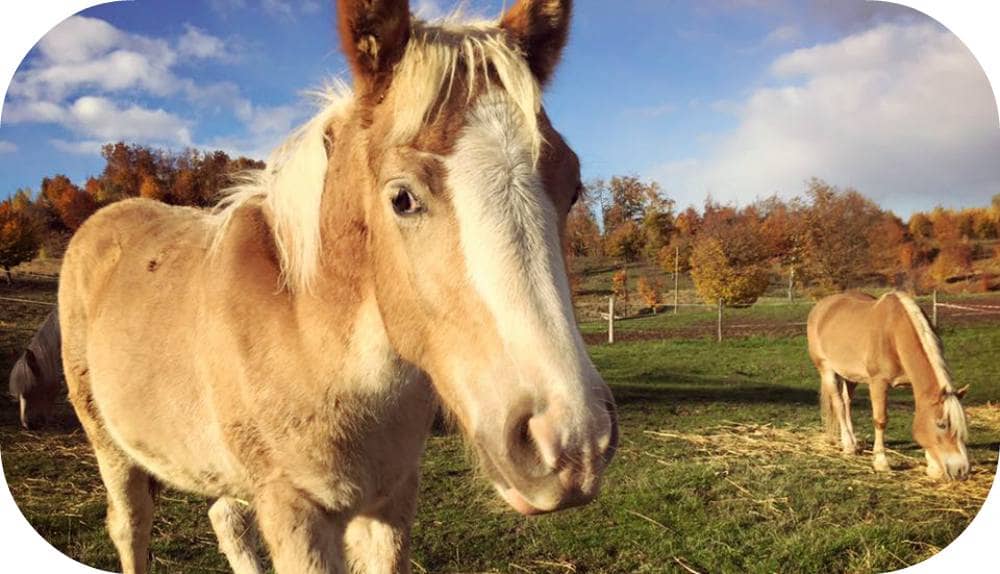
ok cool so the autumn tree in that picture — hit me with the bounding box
[611,268,629,314]
[41,175,96,231]
[908,212,933,242]
[658,206,700,275]
[688,201,771,305]
[0,197,41,281]
[139,173,166,202]
[602,176,650,235]
[690,237,770,306]
[565,194,602,257]
[604,220,645,262]
[866,213,910,284]
[800,179,882,290]
[636,275,664,313]
[640,194,675,262]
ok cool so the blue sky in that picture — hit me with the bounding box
[1,0,998,215]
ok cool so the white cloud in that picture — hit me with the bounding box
[3,100,66,123]
[9,15,183,101]
[210,100,307,159]
[67,96,192,145]
[177,24,228,60]
[50,139,103,155]
[0,141,17,154]
[652,23,1000,213]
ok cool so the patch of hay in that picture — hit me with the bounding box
[645,420,996,515]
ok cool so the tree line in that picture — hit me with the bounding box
[566,176,1000,307]
[3,151,999,299]
[0,143,264,279]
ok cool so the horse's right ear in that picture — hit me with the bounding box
[500,0,573,86]
[336,0,411,98]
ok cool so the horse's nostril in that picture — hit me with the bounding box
[527,414,561,470]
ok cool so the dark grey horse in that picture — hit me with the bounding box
[8,309,63,429]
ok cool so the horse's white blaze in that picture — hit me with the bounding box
[446,92,595,430]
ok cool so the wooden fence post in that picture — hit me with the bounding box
[787,267,795,302]
[717,298,723,343]
[673,245,679,315]
[608,296,615,344]
[932,290,938,328]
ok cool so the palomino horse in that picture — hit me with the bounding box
[8,309,63,430]
[807,292,969,480]
[58,1,617,572]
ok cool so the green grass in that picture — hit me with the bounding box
[2,278,999,573]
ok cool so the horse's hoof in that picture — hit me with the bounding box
[873,456,890,472]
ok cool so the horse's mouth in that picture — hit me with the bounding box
[496,484,547,516]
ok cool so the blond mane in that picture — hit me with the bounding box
[892,292,968,440]
[210,15,542,293]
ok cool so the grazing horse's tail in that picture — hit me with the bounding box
[819,374,838,441]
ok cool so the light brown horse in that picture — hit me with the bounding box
[58,2,617,573]
[807,292,969,480]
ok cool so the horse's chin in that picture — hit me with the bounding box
[496,484,547,516]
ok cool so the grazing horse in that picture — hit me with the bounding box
[8,309,63,430]
[807,292,969,480]
[58,1,617,573]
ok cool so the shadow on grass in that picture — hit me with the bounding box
[610,374,818,407]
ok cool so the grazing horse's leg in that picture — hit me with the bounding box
[66,370,155,574]
[821,369,857,454]
[869,378,891,472]
[209,497,265,574]
[841,381,858,449]
[254,482,346,573]
[344,471,418,574]
[95,455,157,574]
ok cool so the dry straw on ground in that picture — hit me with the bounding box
[646,406,999,517]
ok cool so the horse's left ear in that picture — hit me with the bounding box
[500,0,573,86]
[955,385,970,399]
[336,0,411,97]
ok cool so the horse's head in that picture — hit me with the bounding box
[914,385,970,480]
[9,349,53,430]
[333,0,616,514]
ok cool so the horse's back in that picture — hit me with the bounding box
[807,292,881,378]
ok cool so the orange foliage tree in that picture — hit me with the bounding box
[801,179,882,290]
[0,197,41,281]
[611,268,629,314]
[565,198,602,257]
[636,275,663,313]
[41,175,96,231]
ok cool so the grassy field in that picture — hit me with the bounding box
[2,275,999,573]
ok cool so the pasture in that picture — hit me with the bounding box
[2,275,999,573]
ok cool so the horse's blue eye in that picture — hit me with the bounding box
[391,187,420,216]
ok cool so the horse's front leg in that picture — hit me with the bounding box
[254,481,348,574]
[344,471,419,574]
[869,378,891,472]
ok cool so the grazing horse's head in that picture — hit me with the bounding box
[914,385,970,480]
[331,0,617,514]
[9,349,54,430]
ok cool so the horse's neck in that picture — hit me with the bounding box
[889,309,942,408]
